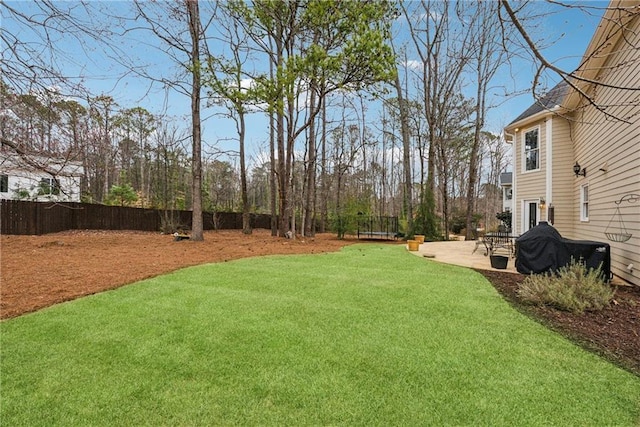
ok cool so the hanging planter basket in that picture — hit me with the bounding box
[604,231,632,243]
[604,194,639,243]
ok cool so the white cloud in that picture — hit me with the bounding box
[405,60,422,70]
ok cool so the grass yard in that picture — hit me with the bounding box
[2,244,639,426]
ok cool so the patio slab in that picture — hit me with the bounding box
[404,239,630,286]
[406,239,520,273]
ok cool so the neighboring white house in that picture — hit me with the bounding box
[0,153,84,202]
[499,172,513,213]
[503,0,640,286]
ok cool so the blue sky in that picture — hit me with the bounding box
[3,1,608,165]
[490,1,608,128]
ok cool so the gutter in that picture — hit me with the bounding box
[504,104,563,135]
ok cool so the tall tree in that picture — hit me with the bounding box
[204,3,259,234]
[390,43,414,235]
[463,1,508,240]
[132,0,214,240]
[401,0,472,239]
[186,0,205,240]
[232,0,396,237]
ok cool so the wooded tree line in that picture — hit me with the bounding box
[3,0,607,240]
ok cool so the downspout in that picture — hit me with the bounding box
[546,117,553,224]
[503,131,516,234]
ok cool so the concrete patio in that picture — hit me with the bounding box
[405,239,634,287]
[406,239,520,274]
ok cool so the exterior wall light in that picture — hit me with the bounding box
[573,161,586,177]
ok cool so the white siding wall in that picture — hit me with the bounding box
[0,169,82,202]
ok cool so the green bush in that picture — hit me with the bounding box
[105,183,138,207]
[517,259,614,314]
[413,186,440,240]
[496,211,512,232]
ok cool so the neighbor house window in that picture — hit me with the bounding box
[0,174,8,193]
[524,128,539,171]
[38,177,60,196]
[580,183,589,222]
[505,188,512,200]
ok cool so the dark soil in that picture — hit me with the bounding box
[1,230,638,376]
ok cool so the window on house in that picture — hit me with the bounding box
[580,183,589,222]
[524,128,539,171]
[38,177,60,196]
[0,175,8,193]
[505,188,512,200]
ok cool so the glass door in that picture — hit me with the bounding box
[523,200,538,232]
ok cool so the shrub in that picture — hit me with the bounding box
[517,259,614,314]
[105,183,138,207]
[496,211,512,232]
[413,186,440,240]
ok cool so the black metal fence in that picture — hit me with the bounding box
[0,200,272,235]
[356,215,399,240]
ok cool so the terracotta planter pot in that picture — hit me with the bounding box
[414,235,425,244]
[407,240,420,251]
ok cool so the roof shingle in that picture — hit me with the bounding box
[508,81,569,125]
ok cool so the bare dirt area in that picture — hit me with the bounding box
[1,230,638,376]
[0,229,357,320]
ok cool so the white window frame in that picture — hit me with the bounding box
[580,183,589,222]
[523,127,540,172]
[38,177,60,196]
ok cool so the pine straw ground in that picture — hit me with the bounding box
[1,229,638,376]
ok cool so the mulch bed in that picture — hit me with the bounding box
[477,269,640,377]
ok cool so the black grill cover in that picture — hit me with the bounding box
[562,239,611,281]
[515,222,565,275]
[515,222,611,280]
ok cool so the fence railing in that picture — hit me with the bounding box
[0,200,272,235]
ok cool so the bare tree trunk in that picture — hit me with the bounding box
[465,2,504,241]
[304,83,318,237]
[268,47,278,236]
[239,110,251,234]
[319,101,327,233]
[187,0,203,241]
[393,56,414,235]
[269,108,278,236]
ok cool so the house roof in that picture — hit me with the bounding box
[507,81,569,126]
[0,152,84,177]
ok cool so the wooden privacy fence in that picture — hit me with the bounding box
[0,200,272,235]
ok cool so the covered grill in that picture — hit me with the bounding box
[515,222,611,281]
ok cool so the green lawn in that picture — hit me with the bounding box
[2,244,639,426]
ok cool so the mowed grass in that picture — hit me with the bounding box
[2,244,639,426]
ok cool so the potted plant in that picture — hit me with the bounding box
[490,255,508,269]
[407,240,420,251]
